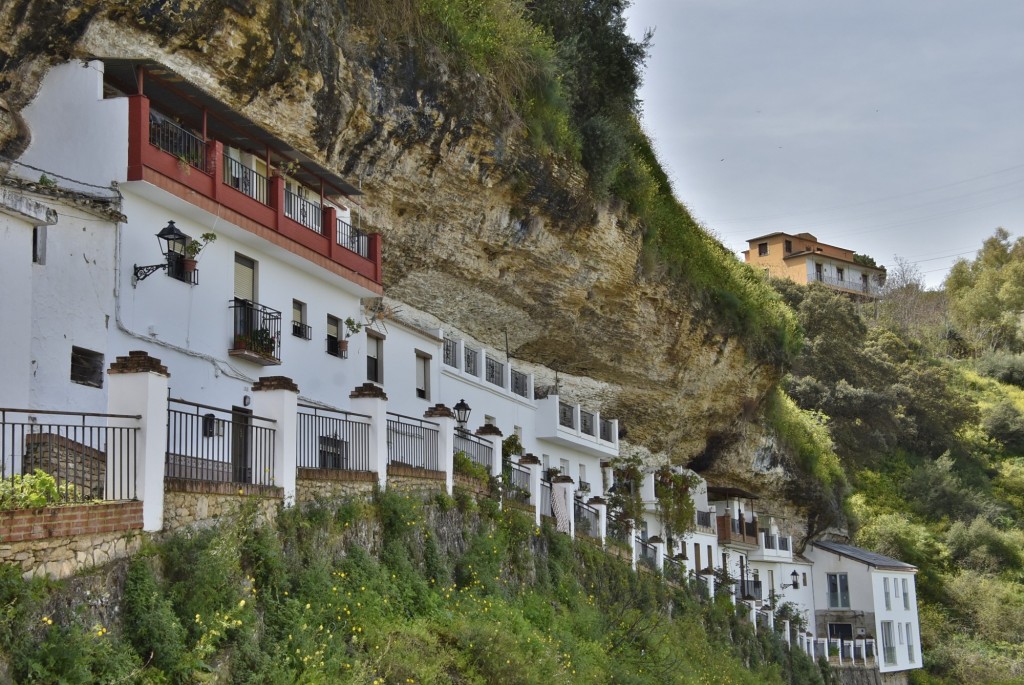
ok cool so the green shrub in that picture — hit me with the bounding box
[121,558,189,680]
[0,469,74,510]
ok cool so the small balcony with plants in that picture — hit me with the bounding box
[229,300,282,366]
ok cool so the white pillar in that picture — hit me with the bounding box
[589,496,607,545]
[106,351,169,532]
[475,424,504,480]
[630,522,638,571]
[519,453,543,526]
[424,404,456,494]
[551,475,575,536]
[348,383,389,489]
[649,536,666,573]
[783,620,791,647]
[251,376,299,504]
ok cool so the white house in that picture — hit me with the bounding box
[806,540,922,674]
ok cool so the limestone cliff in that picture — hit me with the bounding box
[0,1,795,506]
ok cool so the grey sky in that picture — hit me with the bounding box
[626,1,1024,287]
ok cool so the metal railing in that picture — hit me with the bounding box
[1,408,140,505]
[511,370,529,398]
[778,536,791,551]
[813,273,875,294]
[763,532,777,549]
[325,336,348,359]
[336,219,370,258]
[636,536,657,570]
[600,418,614,442]
[745,518,758,537]
[464,348,479,376]
[696,509,713,529]
[485,357,504,387]
[292,320,312,340]
[222,155,268,204]
[149,114,208,172]
[166,399,276,485]
[443,338,458,367]
[284,189,323,234]
[607,512,632,548]
[558,402,575,429]
[454,431,492,472]
[737,579,763,601]
[230,299,282,363]
[580,410,595,436]
[504,462,531,507]
[574,499,600,539]
[296,405,371,471]
[386,413,439,471]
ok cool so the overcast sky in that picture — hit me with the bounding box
[626,1,1024,288]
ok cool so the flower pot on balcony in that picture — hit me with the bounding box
[182,258,198,273]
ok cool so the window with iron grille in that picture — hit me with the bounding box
[443,338,458,367]
[415,352,430,400]
[511,370,529,397]
[464,347,479,376]
[293,300,311,339]
[326,315,344,357]
[367,332,383,382]
[485,357,504,387]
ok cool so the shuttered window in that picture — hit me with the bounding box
[234,254,255,301]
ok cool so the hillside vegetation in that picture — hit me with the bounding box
[0,492,826,684]
[775,229,1024,684]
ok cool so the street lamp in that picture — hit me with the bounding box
[133,220,189,285]
[781,569,801,590]
[453,398,471,430]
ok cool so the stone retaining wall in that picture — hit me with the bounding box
[0,501,143,578]
[163,479,282,530]
[296,469,376,503]
[386,464,445,494]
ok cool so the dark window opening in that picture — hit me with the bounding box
[70,346,104,388]
[757,242,768,256]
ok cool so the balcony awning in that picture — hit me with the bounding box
[99,58,362,198]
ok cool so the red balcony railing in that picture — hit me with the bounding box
[127,94,382,288]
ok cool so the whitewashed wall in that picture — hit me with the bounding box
[0,213,36,408]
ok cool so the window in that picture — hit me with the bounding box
[881,621,896,665]
[784,239,792,254]
[415,351,430,400]
[884,577,891,610]
[815,263,824,281]
[559,458,570,477]
[464,347,479,376]
[70,346,104,388]
[32,226,46,264]
[894,578,901,598]
[485,356,504,387]
[837,267,845,282]
[828,623,853,640]
[898,622,904,645]
[803,572,808,587]
[367,332,383,382]
[234,254,256,301]
[757,242,768,256]
[827,573,850,608]
[578,464,587,490]
[902,578,910,609]
[292,300,311,339]
[326,315,343,357]
[693,543,701,570]
[861,273,869,289]
[906,623,914,662]
[443,337,458,367]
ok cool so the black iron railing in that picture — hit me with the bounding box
[0,408,140,505]
[386,413,439,471]
[558,402,575,429]
[326,336,348,359]
[454,431,492,472]
[292,320,312,340]
[230,299,282,363]
[166,399,276,485]
[336,219,370,258]
[511,370,529,398]
[574,499,600,538]
[696,509,713,528]
[636,536,657,570]
[778,536,791,551]
[485,357,504,387]
[464,348,479,376]
[600,418,614,442]
[284,189,323,234]
[296,405,371,471]
[222,155,268,204]
[504,461,531,507]
[580,410,595,436]
[443,338,458,367]
[149,114,208,172]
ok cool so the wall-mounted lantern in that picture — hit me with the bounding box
[132,220,189,286]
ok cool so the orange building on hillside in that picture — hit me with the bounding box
[743,232,886,299]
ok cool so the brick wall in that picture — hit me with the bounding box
[0,502,143,578]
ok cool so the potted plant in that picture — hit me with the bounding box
[339,316,362,354]
[182,232,217,272]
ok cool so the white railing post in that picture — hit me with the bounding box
[589,496,607,546]
[519,453,543,526]
[251,376,299,505]
[551,475,575,536]
[649,536,666,573]
[476,423,504,480]
[348,383,389,489]
[424,404,456,494]
[106,351,169,532]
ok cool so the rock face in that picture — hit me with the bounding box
[0,2,781,478]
